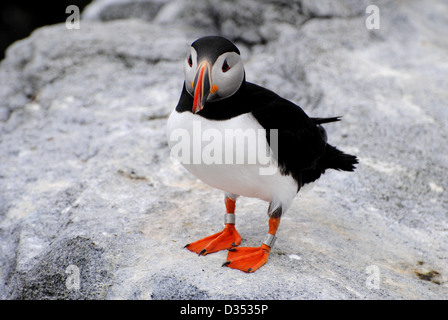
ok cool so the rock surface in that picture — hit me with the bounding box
[1,0,447,299]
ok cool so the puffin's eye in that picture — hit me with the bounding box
[187,55,193,67]
[222,59,230,72]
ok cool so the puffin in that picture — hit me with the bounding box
[167,36,358,273]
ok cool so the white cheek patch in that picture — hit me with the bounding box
[211,52,244,100]
[218,65,243,96]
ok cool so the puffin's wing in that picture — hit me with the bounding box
[248,83,327,185]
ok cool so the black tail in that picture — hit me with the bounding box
[300,116,357,186]
[320,144,358,172]
[311,117,342,143]
[311,116,342,125]
[311,116,358,172]
[301,144,358,185]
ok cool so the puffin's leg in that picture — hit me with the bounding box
[185,194,241,256]
[223,216,280,273]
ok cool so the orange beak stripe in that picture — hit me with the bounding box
[193,65,205,114]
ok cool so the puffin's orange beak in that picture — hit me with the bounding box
[192,61,211,113]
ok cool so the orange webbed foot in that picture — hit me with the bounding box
[222,244,271,273]
[185,224,241,256]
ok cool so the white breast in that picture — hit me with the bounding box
[166,109,298,211]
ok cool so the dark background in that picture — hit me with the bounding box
[0,0,91,60]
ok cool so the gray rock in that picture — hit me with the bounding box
[83,0,170,21]
[13,236,112,299]
[1,0,447,300]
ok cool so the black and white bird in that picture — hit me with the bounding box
[167,36,358,273]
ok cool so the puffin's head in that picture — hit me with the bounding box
[184,36,245,113]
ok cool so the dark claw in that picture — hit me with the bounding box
[247,268,252,273]
[227,247,237,252]
[184,244,190,248]
[222,261,231,267]
[198,249,207,256]
[231,242,237,247]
